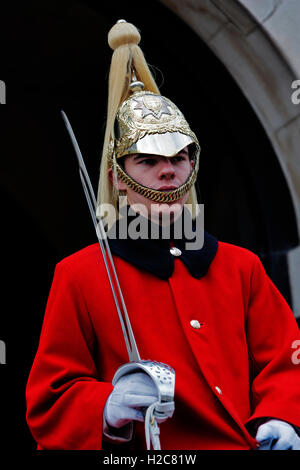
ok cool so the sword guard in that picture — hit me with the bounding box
[112,360,175,450]
[112,359,175,404]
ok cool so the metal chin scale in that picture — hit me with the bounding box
[61,111,175,450]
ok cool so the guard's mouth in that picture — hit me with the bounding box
[157,185,178,191]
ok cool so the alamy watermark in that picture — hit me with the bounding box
[291,80,300,105]
[0,80,6,104]
[291,340,300,365]
[97,199,204,250]
[0,340,6,364]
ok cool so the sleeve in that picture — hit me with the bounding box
[245,255,300,432]
[25,261,114,450]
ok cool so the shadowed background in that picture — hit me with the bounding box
[0,0,298,452]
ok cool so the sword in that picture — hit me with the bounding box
[61,110,175,450]
[61,110,140,363]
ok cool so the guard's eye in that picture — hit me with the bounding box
[138,158,157,165]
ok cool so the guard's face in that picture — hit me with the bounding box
[113,146,194,222]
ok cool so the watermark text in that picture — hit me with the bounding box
[291,80,300,105]
[0,340,6,364]
[0,80,6,104]
[97,199,204,250]
[291,339,300,365]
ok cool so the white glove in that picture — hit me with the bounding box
[104,371,164,429]
[256,419,300,450]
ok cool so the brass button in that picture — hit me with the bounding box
[170,247,182,257]
[190,320,201,329]
[215,386,222,395]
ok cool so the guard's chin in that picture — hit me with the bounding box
[149,201,184,226]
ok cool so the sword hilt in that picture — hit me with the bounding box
[112,360,175,450]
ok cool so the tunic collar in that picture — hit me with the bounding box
[107,206,218,280]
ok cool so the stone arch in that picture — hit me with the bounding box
[161,0,300,317]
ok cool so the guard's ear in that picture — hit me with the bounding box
[107,167,114,183]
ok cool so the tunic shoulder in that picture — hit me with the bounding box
[55,243,104,279]
[214,240,260,278]
[217,241,258,261]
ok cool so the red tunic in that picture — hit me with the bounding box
[25,241,300,450]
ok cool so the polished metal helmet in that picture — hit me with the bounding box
[107,80,201,203]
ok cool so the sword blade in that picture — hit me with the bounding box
[61,110,141,363]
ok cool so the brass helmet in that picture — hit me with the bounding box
[108,83,200,203]
[97,20,200,215]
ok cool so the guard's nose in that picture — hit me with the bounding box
[158,159,176,180]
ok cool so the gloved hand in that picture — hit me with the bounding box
[104,371,166,429]
[256,419,300,450]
